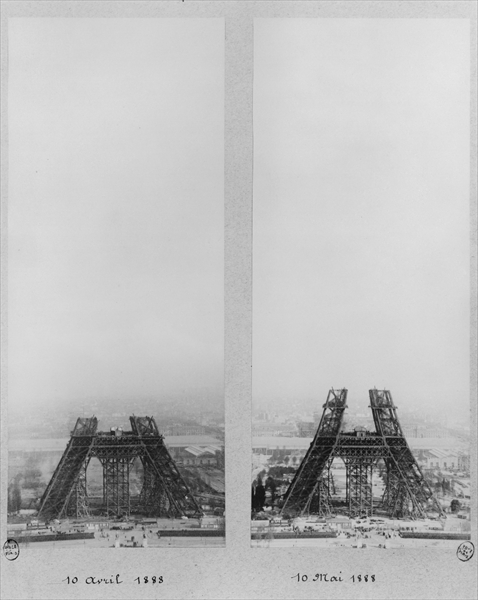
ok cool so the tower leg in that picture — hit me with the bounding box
[139,462,174,517]
[304,457,334,517]
[67,460,90,518]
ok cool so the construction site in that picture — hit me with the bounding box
[251,388,471,548]
[7,415,225,547]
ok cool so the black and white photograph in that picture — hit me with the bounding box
[1,2,476,600]
[252,18,472,550]
[5,17,225,549]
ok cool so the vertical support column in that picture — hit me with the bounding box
[346,460,373,518]
[101,457,133,517]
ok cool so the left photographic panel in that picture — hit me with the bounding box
[7,18,225,548]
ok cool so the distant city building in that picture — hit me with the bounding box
[162,424,206,436]
[176,445,222,467]
[252,422,297,437]
[297,421,315,437]
[402,426,449,439]
[457,451,471,472]
[9,434,224,471]
[422,449,460,470]
[252,435,468,460]
[253,437,312,455]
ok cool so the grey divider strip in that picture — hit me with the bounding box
[225,12,253,549]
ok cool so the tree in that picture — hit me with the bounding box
[8,479,22,512]
[215,449,225,470]
[271,449,281,462]
[265,476,277,505]
[450,499,461,513]
[253,476,266,511]
[255,484,265,511]
[24,467,42,490]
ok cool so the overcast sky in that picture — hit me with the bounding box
[8,19,224,412]
[253,19,470,417]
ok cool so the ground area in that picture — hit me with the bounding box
[8,516,225,549]
[252,533,464,550]
[12,522,225,549]
[16,535,225,550]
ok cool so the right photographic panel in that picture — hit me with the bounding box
[252,19,471,548]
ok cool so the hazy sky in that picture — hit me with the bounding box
[8,19,224,411]
[253,19,470,416]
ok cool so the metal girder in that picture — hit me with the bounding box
[38,415,202,520]
[370,390,444,519]
[130,415,160,437]
[67,459,90,518]
[345,459,373,518]
[280,389,445,520]
[139,437,202,518]
[281,389,347,516]
[38,418,98,519]
[100,456,134,517]
[131,414,201,517]
[370,389,404,437]
[302,457,334,517]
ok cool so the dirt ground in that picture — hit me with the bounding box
[17,527,225,550]
[252,531,462,550]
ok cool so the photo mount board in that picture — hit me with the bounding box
[1,1,477,599]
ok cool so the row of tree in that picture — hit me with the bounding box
[251,475,278,512]
[8,476,22,512]
[8,463,45,513]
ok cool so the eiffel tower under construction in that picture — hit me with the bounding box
[281,389,445,520]
[38,416,202,520]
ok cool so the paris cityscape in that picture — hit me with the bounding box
[7,392,225,548]
[251,389,471,549]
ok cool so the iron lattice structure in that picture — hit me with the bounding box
[281,388,444,520]
[38,416,202,520]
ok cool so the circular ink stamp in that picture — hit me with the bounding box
[456,541,474,562]
[3,539,20,561]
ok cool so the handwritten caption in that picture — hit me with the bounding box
[292,572,376,583]
[63,575,163,585]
